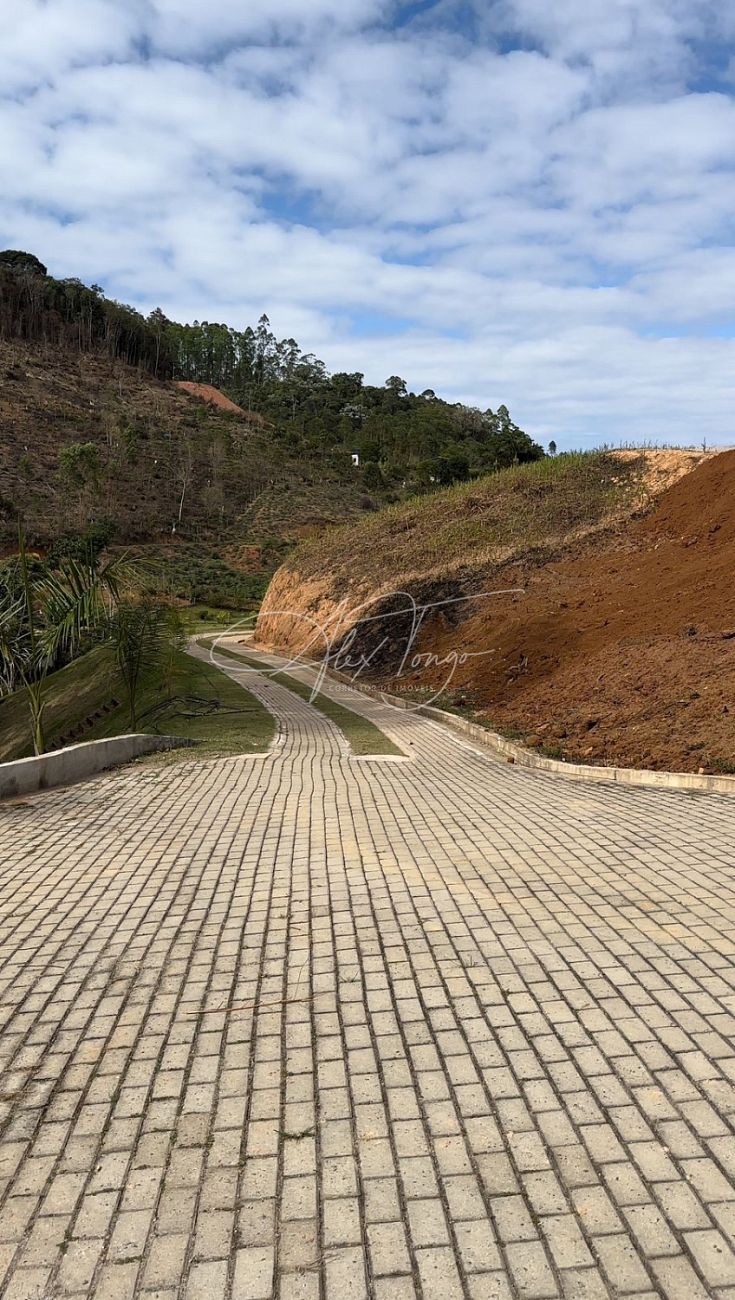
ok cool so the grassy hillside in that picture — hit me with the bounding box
[276,450,651,591]
[0,643,274,762]
[257,450,671,658]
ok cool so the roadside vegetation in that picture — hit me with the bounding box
[0,643,274,762]
[278,450,649,590]
[0,527,270,759]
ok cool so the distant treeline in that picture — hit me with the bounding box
[0,250,168,374]
[0,250,544,485]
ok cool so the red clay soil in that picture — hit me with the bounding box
[175,381,249,416]
[403,450,735,773]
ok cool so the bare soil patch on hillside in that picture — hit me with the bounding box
[175,381,253,417]
[405,450,735,772]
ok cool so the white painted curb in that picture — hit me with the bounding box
[0,734,193,800]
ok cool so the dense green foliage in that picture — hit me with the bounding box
[0,254,168,371]
[164,318,543,486]
[0,251,543,487]
[0,533,130,752]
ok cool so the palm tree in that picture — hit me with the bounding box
[0,525,127,754]
[111,597,185,730]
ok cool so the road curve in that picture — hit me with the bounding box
[0,648,735,1298]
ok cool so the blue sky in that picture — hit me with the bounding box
[3,0,735,446]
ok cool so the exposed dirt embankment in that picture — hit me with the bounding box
[175,381,268,423]
[257,449,735,773]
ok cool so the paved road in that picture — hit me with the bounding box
[1,648,735,1300]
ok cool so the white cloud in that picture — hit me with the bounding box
[146,0,389,53]
[1,0,735,445]
[2,0,140,93]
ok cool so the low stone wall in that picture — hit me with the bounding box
[0,734,193,800]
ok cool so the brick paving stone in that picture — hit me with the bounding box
[367,1220,411,1275]
[2,644,735,1297]
[232,1246,275,1299]
[2,1268,52,1299]
[505,1240,559,1297]
[415,1245,464,1299]
[468,1275,515,1300]
[540,1213,593,1269]
[324,1245,368,1299]
[683,1228,735,1287]
[651,1253,713,1299]
[186,1258,228,1300]
[594,1231,654,1293]
[455,1218,503,1272]
[279,1273,321,1300]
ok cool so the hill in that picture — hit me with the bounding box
[0,251,543,606]
[0,251,543,499]
[256,448,735,774]
[0,338,383,603]
[0,338,383,545]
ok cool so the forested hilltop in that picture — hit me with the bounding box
[0,250,543,492]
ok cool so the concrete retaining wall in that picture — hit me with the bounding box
[0,734,193,800]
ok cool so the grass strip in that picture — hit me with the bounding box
[203,640,403,757]
[89,648,275,756]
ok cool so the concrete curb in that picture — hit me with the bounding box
[240,641,735,796]
[0,734,194,800]
[340,678,735,795]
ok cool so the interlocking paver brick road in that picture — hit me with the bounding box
[1,644,735,1298]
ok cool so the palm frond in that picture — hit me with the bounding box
[112,597,172,728]
[0,583,29,694]
[34,549,134,664]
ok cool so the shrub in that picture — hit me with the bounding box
[58,442,100,485]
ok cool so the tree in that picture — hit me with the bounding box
[433,450,470,485]
[0,250,47,276]
[111,598,183,730]
[548,440,557,455]
[385,376,408,396]
[0,526,126,754]
[147,307,171,376]
[362,461,385,491]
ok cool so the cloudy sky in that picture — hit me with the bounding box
[3,0,735,446]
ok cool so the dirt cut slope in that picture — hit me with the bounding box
[257,448,735,774]
[407,449,735,773]
[175,381,258,418]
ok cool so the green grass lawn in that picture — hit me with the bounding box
[0,645,275,762]
[202,640,403,757]
[184,605,259,637]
